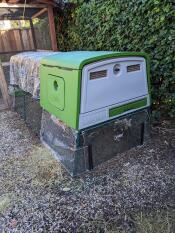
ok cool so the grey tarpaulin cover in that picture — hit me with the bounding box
[10,51,60,99]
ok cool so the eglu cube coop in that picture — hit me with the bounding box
[40,51,150,129]
[39,51,151,176]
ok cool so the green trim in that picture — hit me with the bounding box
[79,52,147,69]
[76,69,82,129]
[109,98,147,118]
[144,54,151,95]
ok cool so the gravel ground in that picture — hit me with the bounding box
[0,110,175,233]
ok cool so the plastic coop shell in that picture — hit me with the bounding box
[40,51,150,130]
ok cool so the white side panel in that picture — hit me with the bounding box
[80,57,148,114]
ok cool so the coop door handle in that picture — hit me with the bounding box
[53,80,59,91]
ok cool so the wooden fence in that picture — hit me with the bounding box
[0,28,35,53]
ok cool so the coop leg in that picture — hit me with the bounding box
[0,61,11,108]
[88,145,94,170]
[140,122,145,145]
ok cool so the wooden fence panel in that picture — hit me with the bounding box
[14,30,23,51]
[0,35,4,52]
[21,29,29,50]
[9,30,17,51]
[1,30,11,52]
[0,29,35,53]
[28,29,34,49]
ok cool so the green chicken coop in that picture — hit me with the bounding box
[40,51,151,176]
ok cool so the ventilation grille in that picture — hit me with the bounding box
[127,64,140,72]
[90,70,107,80]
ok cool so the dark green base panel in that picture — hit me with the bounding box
[41,109,150,176]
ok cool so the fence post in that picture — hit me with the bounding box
[0,60,11,109]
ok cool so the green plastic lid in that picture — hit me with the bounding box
[41,51,148,70]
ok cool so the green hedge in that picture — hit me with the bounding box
[56,0,175,118]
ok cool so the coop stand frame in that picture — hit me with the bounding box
[0,61,11,110]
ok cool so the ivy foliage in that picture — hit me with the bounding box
[56,0,175,118]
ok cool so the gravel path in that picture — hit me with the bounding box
[0,111,38,158]
[0,111,175,232]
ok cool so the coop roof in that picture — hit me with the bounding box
[0,0,59,20]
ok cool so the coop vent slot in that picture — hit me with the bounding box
[127,64,140,72]
[90,70,107,80]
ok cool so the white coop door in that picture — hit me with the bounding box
[80,57,148,114]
